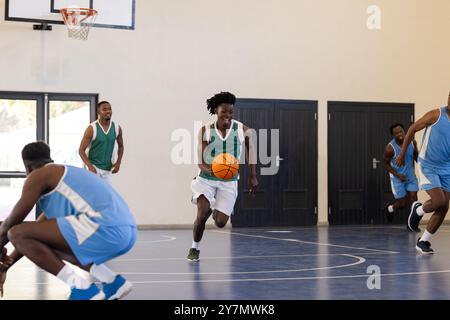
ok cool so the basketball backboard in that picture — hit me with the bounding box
[5,0,135,30]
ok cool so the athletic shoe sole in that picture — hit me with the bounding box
[91,291,106,300]
[108,281,133,300]
[187,258,199,262]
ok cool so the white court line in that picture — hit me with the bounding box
[117,254,365,275]
[213,230,399,254]
[136,235,176,243]
[267,231,293,233]
[28,254,365,284]
[114,251,394,262]
[130,268,450,284]
[335,225,450,232]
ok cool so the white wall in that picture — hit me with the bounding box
[1,0,449,226]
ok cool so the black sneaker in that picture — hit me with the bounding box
[416,239,434,254]
[385,203,394,223]
[187,248,200,261]
[407,201,423,231]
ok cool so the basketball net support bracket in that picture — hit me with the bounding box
[33,22,52,31]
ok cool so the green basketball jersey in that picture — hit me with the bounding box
[199,120,245,182]
[88,120,119,171]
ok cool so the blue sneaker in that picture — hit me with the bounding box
[68,283,105,300]
[407,201,423,232]
[102,275,133,300]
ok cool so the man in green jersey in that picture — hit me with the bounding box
[79,101,124,184]
[187,92,258,261]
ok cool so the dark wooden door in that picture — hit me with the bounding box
[233,99,318,227]
[328,101,414,225]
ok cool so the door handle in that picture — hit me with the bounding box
[276,155,284,167]
[372,158,381,169]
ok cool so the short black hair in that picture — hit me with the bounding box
[206,92,236,115]
[97,101,111,110]
[389,123,405,134]
[22,141,53,164]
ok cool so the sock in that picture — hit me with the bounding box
[416,205,425,216]
[420,230,433,242]
[192,241,200,250]
[388,205,394,213]
[90,264,117,284]
[57,264,92,289]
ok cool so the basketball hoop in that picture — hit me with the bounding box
[60,7,98,40]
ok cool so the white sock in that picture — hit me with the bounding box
[388,205,394,213]
[192,241,200,250]
[57,264,92,289]
[90,264,117,284]
[421,230,433,242]
[416,205,425,216]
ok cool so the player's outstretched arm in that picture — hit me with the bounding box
[197,126,212,175]
[383,144,406,181]
[78,126,96,173]
[112,126,124,174]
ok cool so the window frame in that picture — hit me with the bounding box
[0,90,98,219]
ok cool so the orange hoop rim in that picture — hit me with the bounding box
[60,7,98,40]
[60,7,98,17]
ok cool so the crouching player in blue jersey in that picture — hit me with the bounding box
[397,92,450,254]
[0,141,137,299]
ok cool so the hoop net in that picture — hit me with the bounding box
[60,7,98,40]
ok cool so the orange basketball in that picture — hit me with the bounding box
[212,153,239,180]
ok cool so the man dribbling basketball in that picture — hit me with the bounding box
[187,92,258,261]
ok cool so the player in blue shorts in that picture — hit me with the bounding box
[0,141,137,299]
[382,123,419,230]
[397,92,450,254]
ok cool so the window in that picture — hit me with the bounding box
[0,92,97,221]
[49,100,91,167]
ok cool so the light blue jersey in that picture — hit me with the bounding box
[39,165,136,265]
[417,107,450,192]
[389,139,415,177]
[419,107,450,169]
[388,139,418,199]
[39,165,135,226]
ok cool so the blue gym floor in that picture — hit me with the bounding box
[3,225,450,300]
